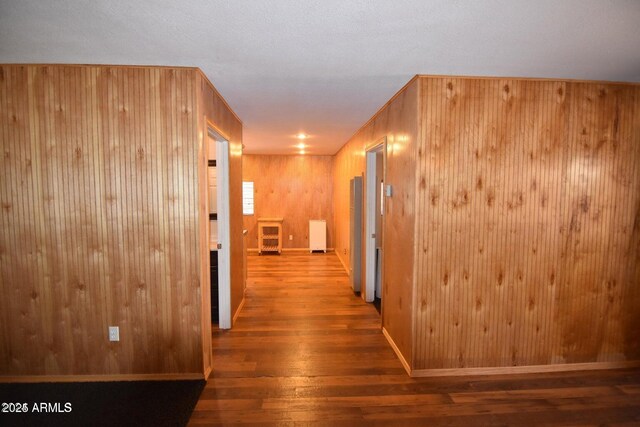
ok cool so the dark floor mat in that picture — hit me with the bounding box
[0,380,205,427]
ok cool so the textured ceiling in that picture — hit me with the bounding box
[1,0,639,154]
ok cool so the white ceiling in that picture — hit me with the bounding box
[1,0,639,154]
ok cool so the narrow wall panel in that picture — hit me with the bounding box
[557,83,639,363]
[621,86,640,359]
[242,155,333,249]
[196,70,244,341]
[414,76,640,370]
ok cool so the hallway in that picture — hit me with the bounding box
[189,253,640,425]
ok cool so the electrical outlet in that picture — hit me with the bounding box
[343,249,347,255]
[289,235,293,240]
[108,326,120,342]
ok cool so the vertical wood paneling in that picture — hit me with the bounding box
[195,76,211,374]
[242,155,333,249]
[195,70,244,362]
[332,78,419,363]
[414,76,640,370]
[558,82,639,363]
[0,64,228,377]
[622,84,640,359]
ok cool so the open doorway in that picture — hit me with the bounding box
[365,137,386,312]
[207,125,232,329]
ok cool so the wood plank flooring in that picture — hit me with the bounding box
[189,252,640,426]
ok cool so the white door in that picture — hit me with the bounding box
[365,139,385,303]
[208,128,232,329]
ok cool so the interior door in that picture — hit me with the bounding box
[364,137,386,304]
[208,127,232,329]
[374,150,384,298]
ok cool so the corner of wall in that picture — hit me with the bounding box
[410,75,424,375]
[382,327,412,376]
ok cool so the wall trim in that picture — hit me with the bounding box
[247,248,335,254]
[415,73,640,86]
[283,248,335,253]
[0,373,206,383]
[382,327,412,376]
[232,296,246,325]
[335,250,349,274]
[409,360,640,378]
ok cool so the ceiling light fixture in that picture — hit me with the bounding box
[296,133,307,140]
[296,143,306,149]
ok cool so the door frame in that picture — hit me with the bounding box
[364,137,386,303]
[207,123,232,329]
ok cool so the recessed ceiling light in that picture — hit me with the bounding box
[299,150,306,155]
[296,143,306,149]
[296,133,307,140]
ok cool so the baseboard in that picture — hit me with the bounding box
[283,248,334,253]
[409,360,640,377]
[382,327,412,376]
[335,250,349,274]
[248,248,335,254]
[0,373,206,383]
[203,366,212,381]
[232,296,246,325]
[381,326,640,378]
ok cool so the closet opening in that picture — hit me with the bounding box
[365,137,386,317]
[207,124,232,329]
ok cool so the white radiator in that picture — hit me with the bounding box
[309,220,326,253]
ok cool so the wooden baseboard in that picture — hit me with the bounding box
[283,248,335,253]
[380,326,640,378]
[0,373,206,383]
[335,250,349,274]
[409,360,640,378]
[248,248,335,254]
[203,366,212,381]
[232,296,246,325]
[382,327,411,376]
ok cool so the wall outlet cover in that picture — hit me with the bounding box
[108,326,120,342]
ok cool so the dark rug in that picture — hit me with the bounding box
[0,380,205,427]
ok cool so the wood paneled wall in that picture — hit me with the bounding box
[243,155,333,249]
[332,77,419,364]
[0,64,242,379]
[196,71,244,373]
[414,76,640,371]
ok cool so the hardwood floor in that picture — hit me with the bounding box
[189,252,640,426]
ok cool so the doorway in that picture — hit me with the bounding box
[365,137,386,307]
[207,125,232,329]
